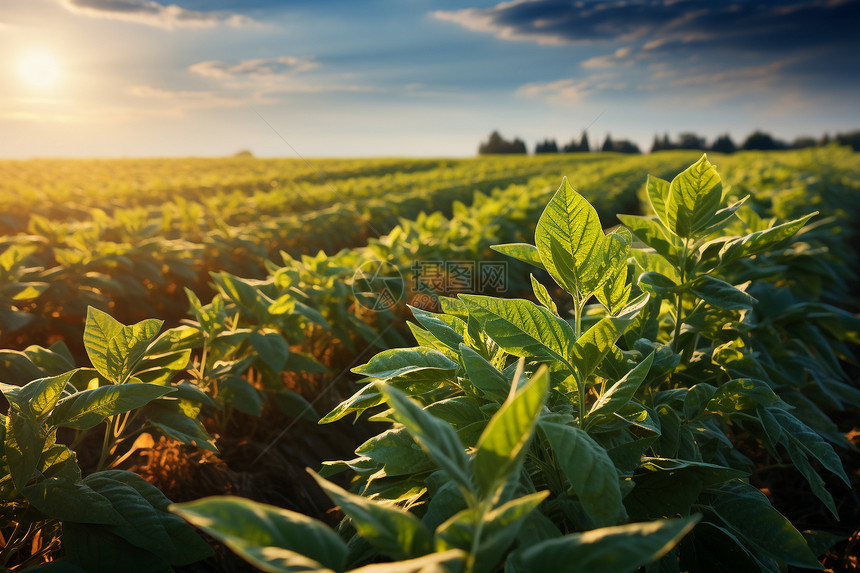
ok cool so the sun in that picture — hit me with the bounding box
[17,51,62,89]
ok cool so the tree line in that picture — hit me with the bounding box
[478,129,860,155]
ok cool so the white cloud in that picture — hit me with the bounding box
[59,0,256,29]
[190,57,319,80]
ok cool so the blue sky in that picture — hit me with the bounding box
[1,0,858,158]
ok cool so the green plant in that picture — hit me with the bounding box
[167,155,853,572]
[1,307,213,571]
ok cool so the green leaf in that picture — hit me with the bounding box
[490,243,545,270]
[637,272,679,298]
[570,312,639,384]
[665,155,722,237]
[719,213,816,265]
[473,365,549,498]
[460,344,509,402]
[145,401,218,452]
[310,471,433,559]
[534,177,606,296]
[272,390,319,423]
[690,277,757,311]
[4,410,50,490]
[0,370,77,419]
[768,408,850,487]
[617,214,680,265]
[436,492,548,573]
[49,383,174,430]
[460,295,575,366]
[352,347,459,382]
[539,422,626,526]
[217,375,263,416]
[84,307,162,384]
[587,353,654,423]
[378,384,473,496]
[705,379,779,414]
[319,382,384,424]
[530,274,557,314]
[510,517,698,573]
[171,495,348,573]
[250,330,290,372]
[21,478,123,524]
[707,481,822,569]
[348,550,465,573]
[646,175,671,230]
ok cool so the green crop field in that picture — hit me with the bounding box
[1,148,858,572]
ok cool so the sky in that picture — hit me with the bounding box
[1,0,858,158]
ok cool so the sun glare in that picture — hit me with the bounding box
[17,51,62,89]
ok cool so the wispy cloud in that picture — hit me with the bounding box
[435,0,860,99]
[516,74,626,105]
[190,57,318,80]
[59,0,256,29]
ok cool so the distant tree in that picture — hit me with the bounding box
[579,131,590,153]
[711,134,737,154]
[479,131,528,154]
[791,136,818,149]
[233,149,254,157]
[662,133,672,150]
[650,135,663,153]
[613,140,641,154]
[742,131,787,151]
[835,130,860,151]
[535,139,559,154]
[562,139,579,153]
[677,132,706,150]
[820,133,832,146]
[601,134,614,152]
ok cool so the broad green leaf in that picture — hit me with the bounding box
[617,214,680,265]
[436,492,548,573]
[4,411,50,490]
[571,312,639,385]
[690,277,757,311]
[707,481,822,569]
[356,427,432,477]
[510,517,698,573]
[352,348,459,382]
[49,382,174,430]
[84,307,162,384]
[171,495,348,573]
[539,422,626,526]
[379,384,473,495]
[319,382,384,424]
[534,178,606,296]
[349,550,465,573]
[490,243,545,269]
[310,471,433,559]
[719,213,816,265]
[22,478,122,524]
[768,408,849,487]
[637,272,678,298]
[530,274,557,314]
[410,306,467,351]
[217,375,263,416]
[460,344,509,402]
[0,370,77,419]
[665,155,722,237]
[646,174,671,229]
[460,295,575,365]
[697,196,749,236]
[145,401,218,452]
[250,330,290,372]
[472,365,549,497]
[587,353,654,423]
[705,379,779,414]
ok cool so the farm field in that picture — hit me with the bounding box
[1,147,859,572]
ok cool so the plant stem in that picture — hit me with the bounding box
[671,238,690,353]
[96,417,114,472]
